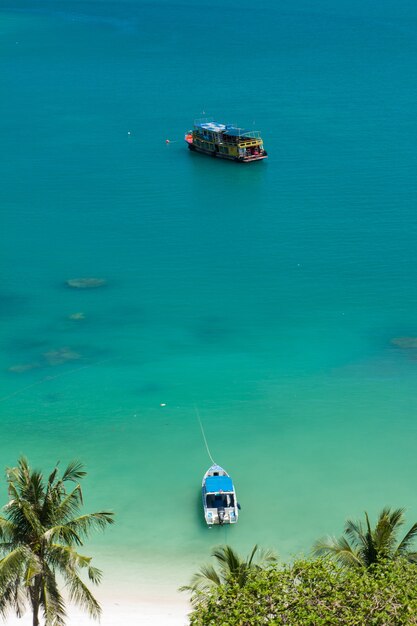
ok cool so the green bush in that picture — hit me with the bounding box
[188,558,417,625]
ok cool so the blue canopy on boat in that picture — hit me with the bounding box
[205,475,234,493]
[197,121,226,132]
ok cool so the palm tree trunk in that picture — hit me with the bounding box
[32,606,40,626]
[31,577,41,626]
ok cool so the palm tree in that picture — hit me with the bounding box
[313,507,417,568]
[181,544,276,604]
[0,457,114,626]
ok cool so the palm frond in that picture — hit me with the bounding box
[396,522,417,555]
[15,500,44,537]
[0,517,16,542]
[374,508,405,554]
[313,536,363,568]
[62,461,86,484]
[66,512,114,538]
[373,519,393,555]
[380,507,405,529]
[66,572,101,620]
[41,465,62,522]
[212,545,240,576]
[24,558,42,587]
[11,458,30,491]
[183,564,222,592]
[0,547,29,586]
[246,544,259,567]
[41,565,67,626]
[53,486,83,524]
[405,551,417,563]
[357,512,378,566]
[47,466,59,488]
[8,459,45,506]
[43,525,82,547]
[27,471,45,506]
[47,544,92,574]
[249,546,277,568]
[4,482,21,508]
[344,518,367,550]
[0,580,28,620]
[87,566,102,585]
[0,548,40,615]
[0,543,20,554]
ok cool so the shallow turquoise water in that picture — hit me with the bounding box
[1,0,417,586]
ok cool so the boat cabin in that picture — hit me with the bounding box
[206,493,235,508]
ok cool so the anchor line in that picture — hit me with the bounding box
[195,406,216,465]
[0,358,114,404]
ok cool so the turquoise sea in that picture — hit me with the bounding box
[2,0,417,596]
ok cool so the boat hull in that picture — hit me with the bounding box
[188,142,267,163]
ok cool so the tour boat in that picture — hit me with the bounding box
[202,464,239,525]
[185,119,267,163]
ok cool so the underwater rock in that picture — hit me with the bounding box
[137,382,164,395]
[8,362,40,373]
[195,315,233,343]
[10,337,49,351]
[391,337,417,349]
[0,292,30,318]
[43,393,63,403]
[68,312,85,320]
[43,347,81,366]
[66,278,106,289]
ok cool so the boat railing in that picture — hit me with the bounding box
[242,130,261,139]
[225,131,261,140]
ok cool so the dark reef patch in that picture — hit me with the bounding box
[194,315,235,344]
[0,292,30,318]
[136,382,165,396]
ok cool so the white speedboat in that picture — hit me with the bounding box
[202,464,239,525]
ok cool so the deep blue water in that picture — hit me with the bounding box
[1,0,417,589]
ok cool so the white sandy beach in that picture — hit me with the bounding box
[4,579,190,626]
[6,600,189,626]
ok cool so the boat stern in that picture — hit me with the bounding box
[205,506,238,525]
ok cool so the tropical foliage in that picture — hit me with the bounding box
[0,457,114,626]
[188,557,417,625]
[313,507,417,568]
[181,544,276,606]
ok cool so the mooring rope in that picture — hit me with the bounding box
[195,405,216,465]
[0,358,113,404]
